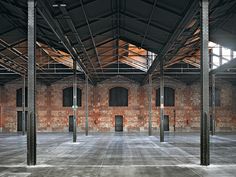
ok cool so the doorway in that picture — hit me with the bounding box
[115,115,123,132]
[69,115,74,132]
[164,115,169,131]
[17,111,28,132]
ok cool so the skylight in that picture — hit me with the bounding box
[209,42,236,69]
[147,51,157,68]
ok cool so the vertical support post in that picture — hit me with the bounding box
[173,109,176,132]
[230,50,233,60]
[211,74,216,135]
[148,74,152,136]
[73,59,77,142]
[219,46,222,66]
[160,59,164,142]
[200,0,210,166]
[22,76,26,136]
[85,75,89,136]
[27,0,36,166]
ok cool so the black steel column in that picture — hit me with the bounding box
[148,74,152,136]
[200,0,210,166]
[73,59,77,142]
[160,59,164,142]
[174,109,176,132]
[22,76,26,136]
[27,0,36,166]
[211,74,216,135]
[85,75,89,136]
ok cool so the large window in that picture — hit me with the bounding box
[16,88,28,107]
[209,42,236,69]
[109,87,128,106]
[209,87,221,107]
[147,51,157,67]
[156,87,175,106]
[63,87,82,107]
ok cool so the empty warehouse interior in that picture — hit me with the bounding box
[0,0,236,176]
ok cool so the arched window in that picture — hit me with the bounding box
[109,87,128,106]
[156,87,175,106]
[63,87,82,107]
[16,88,28,107]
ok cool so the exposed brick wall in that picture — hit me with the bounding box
[0,76,235,132]
[0,86,3,132]
[233,87,236,131]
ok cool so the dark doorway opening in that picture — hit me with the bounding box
[164,115,169,131]
[115,115,123,132]
[69,115,74,132]
[17,111,28,132]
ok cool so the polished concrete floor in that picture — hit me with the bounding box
[0,132,236,177]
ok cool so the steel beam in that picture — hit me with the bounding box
[63,11,116,35]
[140,0,182,17]
[0,59,24,75]
[120,26,164,46]
[141,0,158,48]
[85,75,89,136]
[116,0,120,74]
[120,11,172,34]
[59,5,98,76]
[0,39,44,71]
[120,47,150,61]
[173,109,176,132]
[219,46,222,66]
[22,76,26,136]
[0,39,26,53]
[0,54,27,73]
[211,58,236,74]
[142,0,198,83]
[148,74,152,136]
[27,0,36,166]
[211,74,216,135]
[160,60,164,142]
[73,59,77,142]
[86,38,116,52]
[80,0,103,73]
[200,0,210,166]
[37,72,146,75]
[37,1,94,84]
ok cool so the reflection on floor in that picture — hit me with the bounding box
[0,132,235,177]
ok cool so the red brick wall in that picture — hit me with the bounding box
[233,88,236,131]
[0,76,235,132]
[0,86,3,132]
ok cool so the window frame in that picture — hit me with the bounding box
[63,87,82,107]
[156,87,175,107]
[16,87,28,107]
[109,87,128,107]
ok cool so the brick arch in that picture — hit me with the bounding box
[62,85,83,91]
[152,76,184,90]
[155,85,176,90]
[107,85,130,92]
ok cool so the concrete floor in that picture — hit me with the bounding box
[0,132,235,177]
